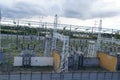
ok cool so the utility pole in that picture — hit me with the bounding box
[54,14,58,33]
[91,20,97,37]
[28,23,32,48]
[38,16,43,41]
[13,20,19,49]
[8,44,11,73]
[93,20,98,33]
[0,9,2,48]
[52,14,58,50]
[0,9,1,26]
[97,20,102,51]
[16,20,19,49]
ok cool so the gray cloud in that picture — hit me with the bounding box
[0,0,120,19]
[62,0,96,19]
[91,10,120,18]
[62,0,120,19]
[0,2,45,18]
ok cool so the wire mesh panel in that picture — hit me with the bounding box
[62,73,72,80]
[52,73,61,80]
[0,72,120,80]
[41,73,52,80]
[97,72,106,80]
[30,73,41,80]
[21,73,31,80]
[72,72,82,80]
[81,72,90,80]
[10,73,21,80]
[0,74,9,80]
[89,72,97,80]
[112,72,120,80]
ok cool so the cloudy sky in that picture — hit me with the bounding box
[0,0,120,29]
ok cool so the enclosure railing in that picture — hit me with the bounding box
[0,71,120,80]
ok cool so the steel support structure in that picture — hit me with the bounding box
[97,20,102,51]
[52,15,69,72]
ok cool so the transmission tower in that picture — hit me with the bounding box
[52,14,58,50]
[97,20,102,51]
[0,9,1,31]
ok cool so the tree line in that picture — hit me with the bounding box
[1,25,120,39]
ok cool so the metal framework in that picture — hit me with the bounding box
[52,15,70,71]
[44,34,52,57]
[53,33,69,71]
[97,20,102,51]
[0,9,1,41]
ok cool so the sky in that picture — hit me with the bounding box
[0,0,120,29]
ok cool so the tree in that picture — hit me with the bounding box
[115,32,120,39]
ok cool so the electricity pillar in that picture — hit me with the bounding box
[0,9,2,43]
[52,14,58,50]
[97,20,102,51]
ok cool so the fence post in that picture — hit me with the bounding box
[8,72,10,80]
[117,72,120,80]
[60,72,61,80]
[72,72,73,80]
[20,72,21,80]
[30,72,32,80]
[96,72,98,80]
[111,72,113,80]
[40,72,42,80]
[50,72,52,80]
[80,71,83,80]
[60,72,64,80]
[103,72,106,80]
[88,72,90,80]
